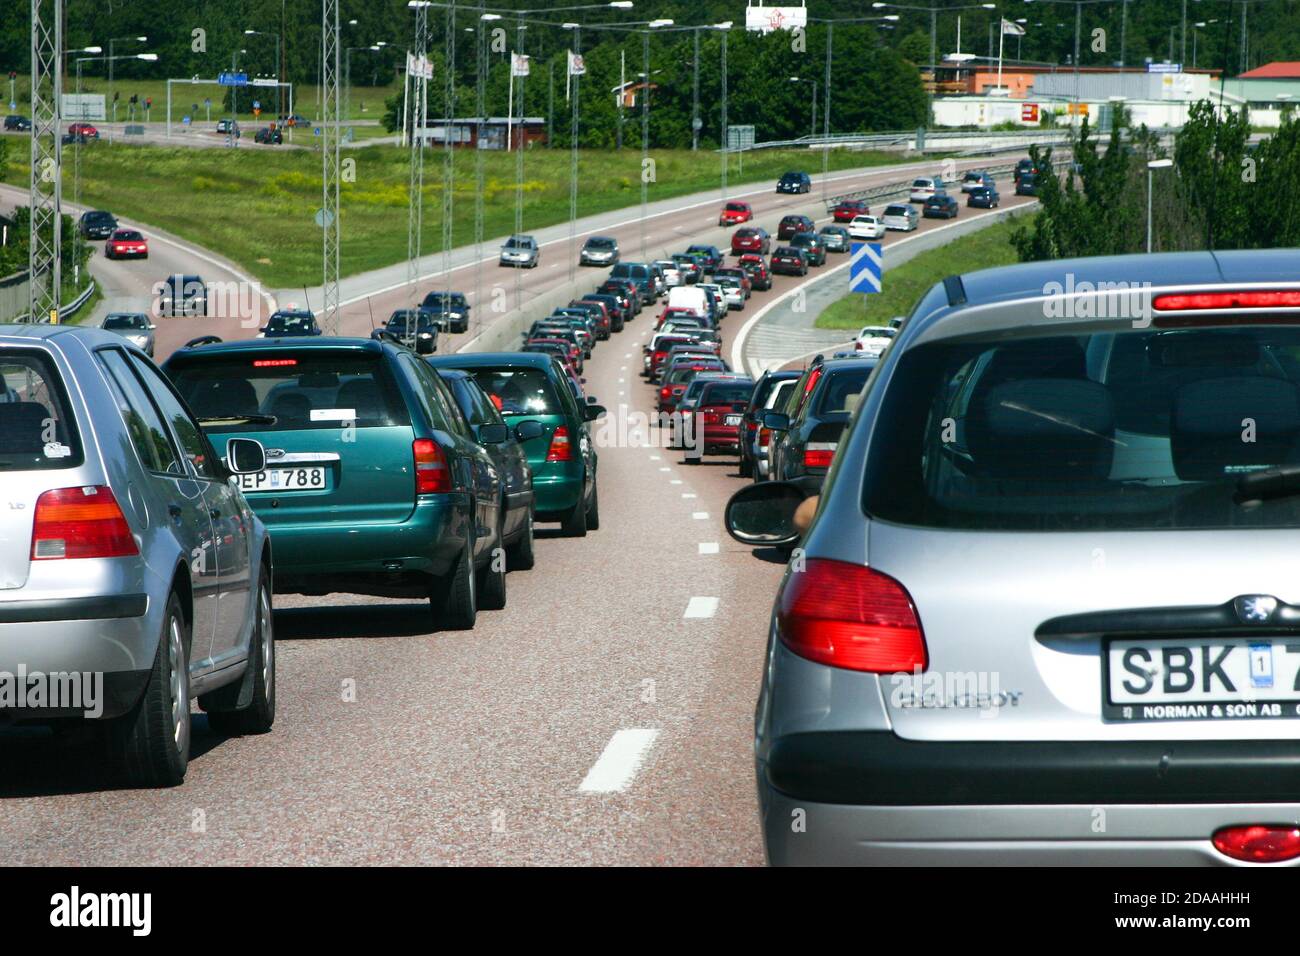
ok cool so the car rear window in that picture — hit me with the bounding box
[166,351,410,431]
[466,366,562,416]
[864,326,1300,531]
[816,365,875,414]
[885,205,909,216]
[700,382,754,406]
[0,350,83,470]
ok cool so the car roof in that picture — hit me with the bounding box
[168,336,380,356]
[0,324,124,348]
[426,351,554,370]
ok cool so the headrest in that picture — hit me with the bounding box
[966,378,1116,481]
[1171,376,1300,481]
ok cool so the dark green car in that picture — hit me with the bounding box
[162,338,510,629]
[427,353,603,536]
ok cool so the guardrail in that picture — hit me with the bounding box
[823,161,1024,211]
[735,128,1075,153]
[3,276,98,324]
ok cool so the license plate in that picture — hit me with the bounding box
[236,466,328,494]
[724,414,742,426]
[1105,636,1300,721]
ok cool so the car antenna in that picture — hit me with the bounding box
[367,296,375,331]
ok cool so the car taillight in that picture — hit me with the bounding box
[746,420,759,435]
[855,340,864,351]
[703,411,720,424]
[804,442,837,469]
[804,366,823,395]
[1212,825,1300,863]
[546,425,574,462]
[759,427,771,447]
[776,559,927,673]
[31,486,137,560]
[412,438,451,494]
[660,387,672,400]
[1153,290,1300,311]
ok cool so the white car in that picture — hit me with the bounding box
[716,277,746,311]
[909,176,944,202]
[853,324,897,357]
[653,260,683,289]
[882,203,919,232]
[847,215,886,240]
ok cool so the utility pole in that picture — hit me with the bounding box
[321,0,341,331]
[691,28,700,151]
[720,28,728,200]
[568,24,581,283]
[407,2,429,305]
[822,22,832,204]
[29,0,62,323]
[440,3,457,308]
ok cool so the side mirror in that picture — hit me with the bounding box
[725,481,809,547]
[586,395,598,404]
[147,324,157,330]
[477,423,509,445]
[762,411,790,431]
[226,437,267,476]
[583,403,606,422]
[514,419,544,442]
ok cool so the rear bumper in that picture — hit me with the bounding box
[265,496,467,585]
[759,784,1299,866]
[531,463,584,517]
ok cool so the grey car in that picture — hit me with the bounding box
[727,249,1300,866]
[500,234,540,268]
[102,312,156,358]
[0,325,274,787]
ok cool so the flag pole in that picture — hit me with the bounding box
[996,21,1005,92]
[507,66,514,152]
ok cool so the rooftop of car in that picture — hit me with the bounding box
[168,336,382,356]
[425,351,555,370]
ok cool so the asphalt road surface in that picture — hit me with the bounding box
[0,165,1036,865]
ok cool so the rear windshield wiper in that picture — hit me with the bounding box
[197,414,278,425]
[1234,465,1300,506]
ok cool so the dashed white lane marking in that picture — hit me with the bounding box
[684,596,720,619]
[578,728,660,794]
[624,353,632,358]
[692,511,709,519]
[649,454,661,460]
[698,542,720,554]
[670,480,683,485]
[659,467,671,472]
[682,493,697,498]
[618,377,625,383]
[619,390,625,397]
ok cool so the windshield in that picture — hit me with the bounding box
[466,367,562,416]
[504,237,532,249]
[112,230,143,241]
[266,313,315,333]
[586,238,615,249]
[701,382,754,406]
[166,352,409,431]
[105,314,148,330]
[864,326,1300,531]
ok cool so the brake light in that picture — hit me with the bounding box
[660,387,671,400]
[31,486,137,560]
[253,358,297,367]
[776,559,927,673]
[759,427,771,447]
[804,366,823,395]
[546,425,574,462]
[412,438,451,494]
[1153,290,1300,311]
[1212,825,1300,863]
[703,411,720,424]
[804,442,837,469]
[855,340,864,351]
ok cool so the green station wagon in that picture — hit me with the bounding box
[163,338,510,629]
[427,353,603,536]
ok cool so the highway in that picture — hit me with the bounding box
[0,159,1034,864]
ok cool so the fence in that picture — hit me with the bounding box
[0,271,98,324]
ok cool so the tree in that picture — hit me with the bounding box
[897,30,930,66]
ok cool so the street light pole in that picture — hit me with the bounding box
[691,27,700,151]
[1147,158,1173,253]
[108,36,147,123]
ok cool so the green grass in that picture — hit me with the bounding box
[816,215,1025,330]
[1,144,902,289]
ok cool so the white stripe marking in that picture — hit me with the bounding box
[698,542,719,554]
[684,596,719,618]
[578,728,660,794]
[670,480,683,485]
[692,511,709,519]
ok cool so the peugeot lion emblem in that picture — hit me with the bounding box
[1234,595,1278,624]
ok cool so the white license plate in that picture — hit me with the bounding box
[724,414,742,426]
[236,466,328,494]
[1106,636,1300,721]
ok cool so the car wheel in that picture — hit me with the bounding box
[431,540,477,630]
[507,507,536,571]
[204,571,275,736]
[109,591,190,788]
[585,480,600,531]
[739,455,753,478]
[476,520,508,611]
[560,484,589,537]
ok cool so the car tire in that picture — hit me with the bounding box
[477,522,508,611]
[204,571,275,736]
[431,540,477,630]
[585,480,600,531]
[109,591,190,788]
[560,484,589,537]
[507,508,536,571]
[739,455,753,478]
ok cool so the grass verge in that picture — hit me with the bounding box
[815,215,1025,330]
[2,144,905,289]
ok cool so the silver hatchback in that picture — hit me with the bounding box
[728,249,1300,866]
[0,325,274,787]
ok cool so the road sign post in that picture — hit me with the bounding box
[849,242,883,296]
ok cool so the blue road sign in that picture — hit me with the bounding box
[218,72,249,87]
[849,242,883,294]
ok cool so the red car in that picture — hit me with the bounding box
[105,228,149,260]
[737,254,772,291]
[718,201,753,226]
[647,334,696,378]
[730,226,771,256]
[572,298,612,339]
[832,199,869,223]
[658,359,727,414]
[68,122,99,139]
[688,377,756,460]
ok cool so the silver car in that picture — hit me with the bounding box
[499,234,539,268]
[101,311,156,357]
[728,249,1300,866]
[0,325,274,787]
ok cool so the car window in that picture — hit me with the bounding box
[865,327,1300,532]
[701,382,754,406]
[816,366,875,415]
[467,366,562,417]
[129,354,220,480]
[166,351,411,433]
[0,349,84,471]
[96,348,181,475]
[105,314,147,330]
[419,361,471,438]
